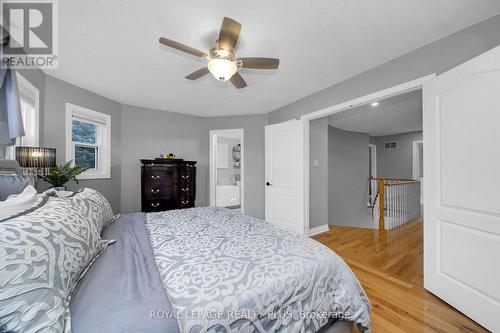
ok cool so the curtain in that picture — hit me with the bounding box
[0,46,25,145]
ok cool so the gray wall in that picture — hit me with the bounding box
[328,126,372,228]
[207,114,267,219]
[43,75,123,212]
[374,131,423,179]
[268,14,500,124]
[309,118,328,228]
[120,105,208,213]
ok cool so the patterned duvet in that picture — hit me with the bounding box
[145,207,371,333]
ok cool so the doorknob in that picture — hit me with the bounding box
[266,182,272,186]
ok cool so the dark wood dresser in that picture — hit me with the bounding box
[140,159,196,212]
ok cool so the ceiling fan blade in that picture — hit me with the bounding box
[185,67,210,80]
[238,57,280,69]
[159,37,208,58]
[218,17,241,55]
[230,72,247,89]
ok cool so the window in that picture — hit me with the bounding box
[5,73,40,159]
[66,103,111,179]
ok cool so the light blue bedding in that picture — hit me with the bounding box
[145,207,371,333]
[70,213,180,333]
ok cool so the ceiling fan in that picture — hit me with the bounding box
[159,17,280,89]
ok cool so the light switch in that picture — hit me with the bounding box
[313,160,319,167]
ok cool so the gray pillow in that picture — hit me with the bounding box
[0,173,35,201]
[49,188,116,233]
[0,192,114,333]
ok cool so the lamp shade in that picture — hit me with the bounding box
[15,147,56,168]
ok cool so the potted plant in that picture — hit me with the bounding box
[38,161,88,190]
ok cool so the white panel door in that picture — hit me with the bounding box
[265,120,304,234]
[423,45,500,331]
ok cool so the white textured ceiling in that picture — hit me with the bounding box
[328,90,422,137]
[45,0,500,116]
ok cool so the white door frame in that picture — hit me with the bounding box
[412,140,424,205]
[368,143,377,206]
[301,74,435,233]
[412,140,423,180]
[209,129,245,214]
[368,144,377,178]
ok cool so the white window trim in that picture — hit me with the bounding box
[6,73,40,159]
[65,103,111,179]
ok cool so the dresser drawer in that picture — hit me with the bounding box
[143,199,177,212]
[144,166,177,185]
[178,173,192,184]
[144,184,177,199]
[178,197,194,209]
[178,185,193,195]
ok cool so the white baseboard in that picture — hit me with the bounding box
[309,225,330,236]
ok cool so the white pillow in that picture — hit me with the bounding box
[0,185,38,220]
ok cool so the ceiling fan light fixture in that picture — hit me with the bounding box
[208,58,237,81]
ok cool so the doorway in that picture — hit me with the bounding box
[209,129,244,214]
[299,78,429,291]
[302,75,434,232]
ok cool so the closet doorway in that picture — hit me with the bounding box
[209,129,244,214]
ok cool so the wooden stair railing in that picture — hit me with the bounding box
[369,177,420,230]
[378,179,385,230]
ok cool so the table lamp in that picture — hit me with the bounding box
[15,146,56,181]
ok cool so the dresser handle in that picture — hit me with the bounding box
[151,189,160,193]
[181,175,189,179]
[181,188,189,192]
[151,175,160,180]
[151,202,160,208]
[181,200,189,205]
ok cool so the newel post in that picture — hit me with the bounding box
[378,179,385,230]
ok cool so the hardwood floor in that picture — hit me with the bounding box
[313,220,489,332]
[314,220,424,286]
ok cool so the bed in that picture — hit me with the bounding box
[70,209,371,333]
[1,160,370,333]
